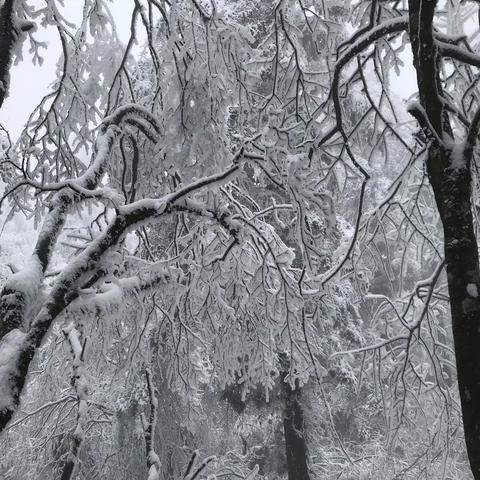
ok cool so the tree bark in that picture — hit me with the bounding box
[409,1,480,477]
[439,159,480,479]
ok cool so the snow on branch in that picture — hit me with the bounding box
[68,267,171,316]
[0,151,242,432]
[103,103,161,138]
[60,322,88,480]
[406,101,444,146]
[437,40,480,69]
[0,103,165,431]
[0,102,162,327]
[0,127,117,344]
[183,450,215,480]
[315,16,408,150]
[0,328,27,415]
[141,367,161,480]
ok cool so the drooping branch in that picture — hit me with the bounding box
[314,15,409,148]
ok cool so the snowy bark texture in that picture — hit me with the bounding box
[142,368,161,480]
[61,323,88,480]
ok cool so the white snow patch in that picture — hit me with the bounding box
[148,451,160,467]
[0,329,27,412]
[5,257,43,303]
[449,141,467,171]
[124,232,139,253]
[147,450,161,480]
[467,283,479,298]
[147,466,160,480]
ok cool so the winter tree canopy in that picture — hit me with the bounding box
[1,0,480,479]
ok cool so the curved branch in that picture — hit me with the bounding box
[437,41,480,69]
[0,158,241,432]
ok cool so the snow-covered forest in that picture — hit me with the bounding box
[1,0,480,478]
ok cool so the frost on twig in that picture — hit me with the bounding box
[141,367,161,480]
[60,322,88,480]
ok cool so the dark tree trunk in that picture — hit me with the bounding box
[0,0,16,109]
[60,449,79,480]
[439,157,480,479]
[280,370,310,480]
[408,1,480,477]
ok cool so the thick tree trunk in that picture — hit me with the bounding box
[408,1,480,477]
[439,162,480,479]
[0,0,16,109]
[281,371,310,480]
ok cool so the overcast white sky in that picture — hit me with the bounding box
[0,2,418,140]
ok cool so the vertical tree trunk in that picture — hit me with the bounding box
[0,0,15,109]
[408,1,480,477]
[61,324,88,480]
[439,162,480,479]
[280,370,310,480]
